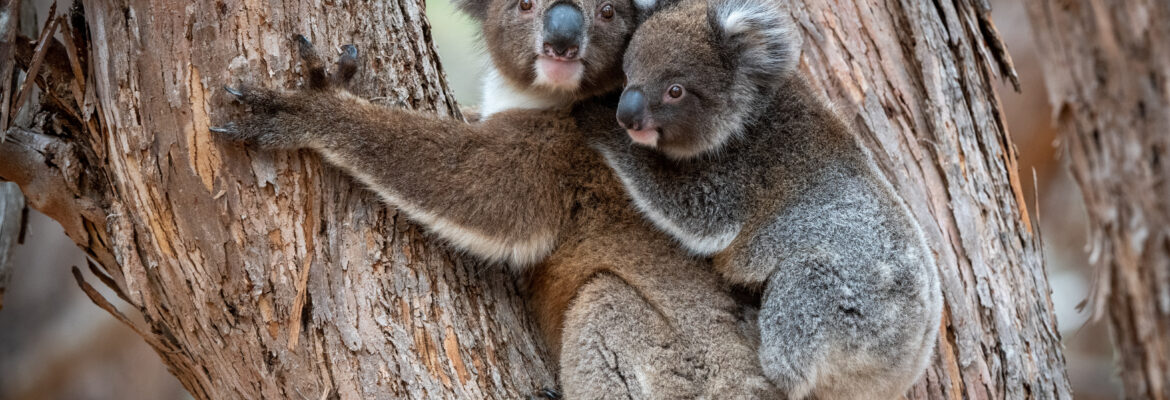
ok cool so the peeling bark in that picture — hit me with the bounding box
[1027,1,1170,399]
[0,0,1070,398]
[783,1,1070,398]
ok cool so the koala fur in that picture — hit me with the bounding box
[587,0,944,398]
[216,12,776,399]
[458,0,647,116]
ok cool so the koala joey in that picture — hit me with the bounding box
[587,0,944,398]
[215,15,776,400]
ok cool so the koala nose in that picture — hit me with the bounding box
[616,89,648,131]
[542,3,584,59]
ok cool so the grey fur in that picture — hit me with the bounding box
[589,0,943,397]
[218,25,778,399]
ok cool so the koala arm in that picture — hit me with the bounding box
[216,39,576,268]
[586,128,751,256]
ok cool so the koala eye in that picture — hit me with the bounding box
[667,84,685,100]
[599,3,615,19]
[519,0,534,12]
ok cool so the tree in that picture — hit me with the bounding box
[0,0,1071,398]
[1027,1,1170,398]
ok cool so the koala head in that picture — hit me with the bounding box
[615,0,800,158]
[454,0,655,100]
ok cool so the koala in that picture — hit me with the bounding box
[465,0,640,116]
[213,2,777,397]
[585,0,944,398]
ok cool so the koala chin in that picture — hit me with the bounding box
[589,0,944,398]
[464,0,641,116]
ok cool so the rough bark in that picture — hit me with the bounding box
[1026,1,1170,399]
[1,1,555,399]
[0,183,23,310]
[0,0,23,311]
[0,0,1071,399]
[784,2,1070,398]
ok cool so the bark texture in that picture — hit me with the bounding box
[0,0,1072,399]
[787,2,1069,398]
[1,1,556,399]
[1027,1,1170,399]
[0,0,22,311]
[0,183,22,309]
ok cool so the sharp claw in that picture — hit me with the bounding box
[295,34,311,46]
[539,388,562,399]
[210,123,238,134]
[340,44,358,59]
[224,86,243,98]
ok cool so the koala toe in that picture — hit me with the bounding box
[225,85,295,113]
[537,387,562,399]
[208,122,238,135]
[333,44,359,85]
[223,85,244,99]
[294,34,332,90]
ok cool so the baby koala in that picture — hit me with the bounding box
[588,0,943,397]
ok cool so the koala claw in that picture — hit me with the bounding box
[335,44,359,85]
[538,387,562,399]
[209,123,238,134]
[294,34,312,47]
[340,44,358,59]
[223,85,243,98]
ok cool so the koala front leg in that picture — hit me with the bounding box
[215,36,575,267]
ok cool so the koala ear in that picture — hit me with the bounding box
[707,0,800,85]
[452,0,490,20]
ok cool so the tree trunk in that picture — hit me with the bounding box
[1026,1,1170,399]
[0,183,23,310]
[0,0,1071,399]
[786,2,1070,398]
[0,1,556,399]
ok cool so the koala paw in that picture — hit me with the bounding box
[292,34,360,91]
[525,387,562,400]
[212,34,361,149]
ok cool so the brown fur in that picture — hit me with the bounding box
[217,36,776,398]
[458,0,638,103]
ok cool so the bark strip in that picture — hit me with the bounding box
[1027,1,1170,398]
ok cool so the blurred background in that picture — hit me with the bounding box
[0,0,1119,398]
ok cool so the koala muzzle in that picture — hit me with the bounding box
[616,89,648,131]
[543,3,584,59]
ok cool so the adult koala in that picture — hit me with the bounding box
[213,0,777,397]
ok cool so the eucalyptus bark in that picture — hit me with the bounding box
[0,183,22,309]
[1,1,555,399]
[1027,1,1170,399]
[0,0,1070,399]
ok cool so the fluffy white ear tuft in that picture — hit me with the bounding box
[709,0,801,83]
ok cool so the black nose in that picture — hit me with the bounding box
[616,89,647,131]
[543,3,584,59]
